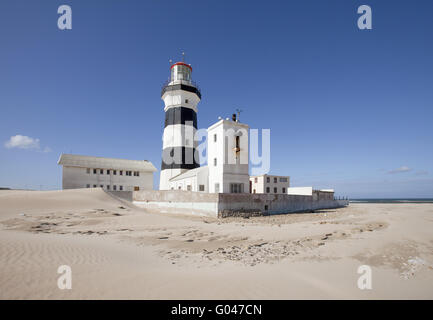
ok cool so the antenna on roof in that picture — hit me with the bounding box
[235,108,243,122]
[182,51,185,62]
[169,59,172,65]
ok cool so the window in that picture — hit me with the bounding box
[178,186,181,190]
[274,177,277,183]
[100,185,103,188]
[264,205,269,211]
[120,170,123,176]
[254,177,258,183]
[214,134,217,142]
[282,187,286,193]
[126,171,132,176]
[100,169,103,174]
[107,170,110,175]
[230,183,244,193]
[214,158,217,166]
[266,177,270,183]
[235,136,240,150]
[280,178,288,182]
[134,186,140,191]
[113,185,117,191]
[187,185,192,191]
[119,186,123,191]
[199,185,205,192]
[93,169,97,174]
[134,171,140,177]
[86,184,90,188]
[93,185,97,188]
[215,183,220,193]
[113,170,117,175]
[274,187,277,193]
[86,168,90,174]
[107,185,110,190]
[253,189,256,193]
[266,187,270,193]
[185,99,189,103]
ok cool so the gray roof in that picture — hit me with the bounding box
[58,154,157,172]
[169,166,208,181]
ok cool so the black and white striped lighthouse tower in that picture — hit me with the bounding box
[159,59,201,190]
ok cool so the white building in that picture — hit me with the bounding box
[58,154,156,191]
[165,116,249,193]
[159,60,250,194]
[207,117,249,193]
[250,174,290,194]
[286,186,335,200]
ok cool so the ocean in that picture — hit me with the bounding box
[350,198,433,204]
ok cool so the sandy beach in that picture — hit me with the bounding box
[0,188,432,299]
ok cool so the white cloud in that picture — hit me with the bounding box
[4,135,51,152]
[387,166,411,174]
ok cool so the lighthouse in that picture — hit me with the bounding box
[159,60,201,190]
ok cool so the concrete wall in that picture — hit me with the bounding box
[62,166,153,191]
[134,190,219,217]
[218,193,313,215]
[133,190,349,218]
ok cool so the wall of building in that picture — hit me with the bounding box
[132,190,348,218]
[208,119,249,193]
[62,166,153,191]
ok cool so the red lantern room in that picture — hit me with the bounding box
[170,62,192,82]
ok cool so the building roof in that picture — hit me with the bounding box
[170,61,192,71]
[169,166,209,182]
[207,118,249,131]
[250,174,290,178]
[57,154,157,172]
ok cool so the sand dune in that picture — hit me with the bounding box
[0,188,432,299]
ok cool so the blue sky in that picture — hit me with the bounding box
[1,0,432,198]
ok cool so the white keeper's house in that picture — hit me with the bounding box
[58,154,156,191]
